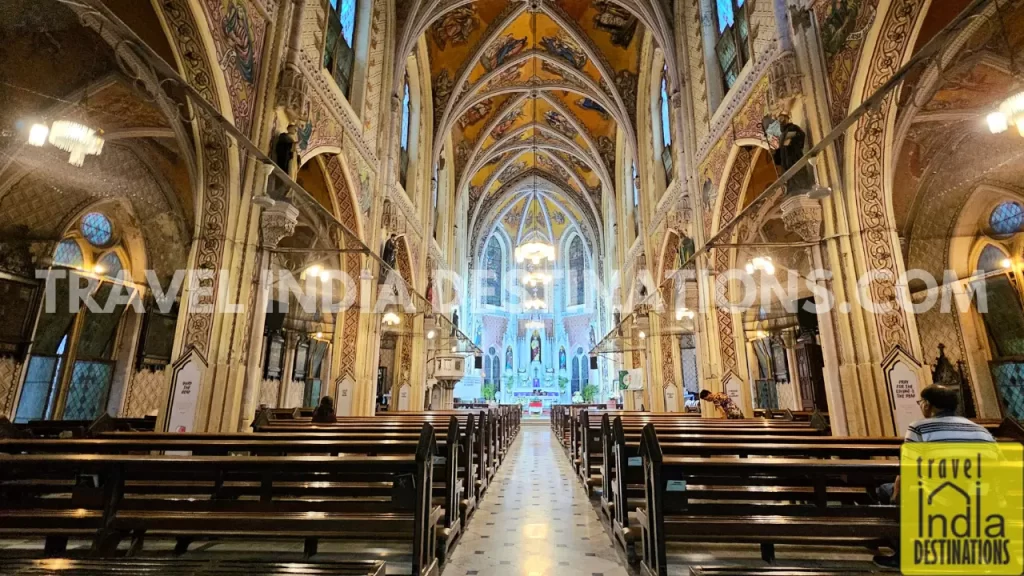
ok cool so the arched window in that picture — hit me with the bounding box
[578,347,589,386]
[989,202,1024,238]
[571,356,580,394]
[568,236,585,307]
[324,0,358,96]
[432,160,440,240]
[97,252,123,279]
[484,237,503,307]
[975,244,1024,420]
[399,77,412,187]
[53,240,84,268]
[631,161,640,237]
[714,0,749,90]
[659,67,673,178]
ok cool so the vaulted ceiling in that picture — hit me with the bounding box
[409,0,646,253]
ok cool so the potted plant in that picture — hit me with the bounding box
[481,383,496,402]
[581,384,599,403]
[557,375,568,391]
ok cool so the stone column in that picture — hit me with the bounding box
[435,379,458,410]
[780,195,849,433]
[241,197,298,428]
[277,0,309,123]
[279,331,299,407]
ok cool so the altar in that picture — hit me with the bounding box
[507,362,565,411]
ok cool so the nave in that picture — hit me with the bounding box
[440,423,628,576]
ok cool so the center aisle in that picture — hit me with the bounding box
[441,423,629,576]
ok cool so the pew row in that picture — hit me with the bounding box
[0,425,442,576]
[635,424,900,576]
[0,558,387,576]
[1,417,465,563]
[575,411,821,495]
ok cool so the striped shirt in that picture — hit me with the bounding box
[905,414,995,443]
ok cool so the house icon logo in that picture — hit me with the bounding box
[901,442,1023,575]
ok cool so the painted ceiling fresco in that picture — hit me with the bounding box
[421,0,644,250]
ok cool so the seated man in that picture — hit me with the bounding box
[698,389,743,419]
[874,384,994,568]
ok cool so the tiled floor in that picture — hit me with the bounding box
[441,423,630,576]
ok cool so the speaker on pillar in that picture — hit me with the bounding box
[474,355,482,370]
[589,356,598,370]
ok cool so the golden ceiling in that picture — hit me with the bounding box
[421,0,644,248]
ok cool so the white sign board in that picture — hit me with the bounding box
[166,349,206,433]
[627,368,644,391]
[724,374,746,415]
[397,384,410,411]
[887,359,920,436]
[336,376,355,416]
[664,385,679,412]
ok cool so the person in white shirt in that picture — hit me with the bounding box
[874,384,994,568]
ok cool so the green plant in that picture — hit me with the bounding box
[581,384,599,403]
[557,376,569,391]
[481,383,496,402]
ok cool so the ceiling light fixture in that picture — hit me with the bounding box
[47,121,105,167]
[382,311,401,326]
[744,256,775,275]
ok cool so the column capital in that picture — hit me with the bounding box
[780,195,823,243]
[260,201,300,249]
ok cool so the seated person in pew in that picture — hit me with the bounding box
[312,396,337,423]
[874,384,995,568]
[699,389,743,419]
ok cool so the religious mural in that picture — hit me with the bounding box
[576,97,609,120]
[491,108,525,140]
[540,32,588,70]
[545,110,578,138]
[559,345,567,370]
[592,0,639,47]
[458,99,494,129]
[481,35,528,72]
[201,0,268,134]
[431,6,479,49]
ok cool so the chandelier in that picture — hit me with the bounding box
[525,319,544,330]
[675,307,695,321]
[28,121,105,167]
[382,311,401,326]
[515,238,555,264]
[744,256,775,275]
[523,296,546,311]
[522,270,551,286]
[987,93,1024,135]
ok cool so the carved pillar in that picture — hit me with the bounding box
[277,0,310,123]
[240,197,299,429]
[435,379,458,410]
[279,332,300,407]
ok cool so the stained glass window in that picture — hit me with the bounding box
[484,237,502,307]
[325,0,358,95]
[53,239,84,268]
[400,79,411,186]
[631,162,639,208]
[569,236,585,307]
[990,202,1024,237]
[80,212,113,246]
[714,0,749,90]
[97,252,123,279]
[659,68,673,178]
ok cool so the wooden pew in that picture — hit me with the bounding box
[0,558,388,576]
[576,411,819,495]
[636,424,900,576]
[689,568,880,576]
[0,425,442,576]
[252,413,489,526]
[1,414,157,438]
[603,416,902,562]
[1,417,465,563]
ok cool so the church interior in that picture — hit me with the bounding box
[1,0,1024,574]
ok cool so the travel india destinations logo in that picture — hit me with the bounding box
[901,442,1023,574]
